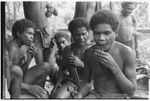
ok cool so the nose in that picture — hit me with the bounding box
[60,43,64,49]
[31,34,34,41]
[99,34,105,41]
[79,35,84,41]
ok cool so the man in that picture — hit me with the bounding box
[6,19,55,98]
[116,2,137,50]
[76,10,136,99]
[53,17,92,98]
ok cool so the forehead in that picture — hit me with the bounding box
[57,37,68,43]
[93,24,113,32]
[74,27,88,34]
[24,27,34,32]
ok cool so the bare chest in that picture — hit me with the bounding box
[88,50,123,76]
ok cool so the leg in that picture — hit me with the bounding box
[9,65,23,99]
[23,62,51,87]
[48,64,59,85]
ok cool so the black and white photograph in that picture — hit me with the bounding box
[1,0,150,99]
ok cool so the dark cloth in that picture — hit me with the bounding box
[61,43,93,86]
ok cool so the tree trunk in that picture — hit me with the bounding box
[13,2,17,21]
[74,2,96,22]
[95,2,102,11]
[74,2,102,43]
[23,2,48,29]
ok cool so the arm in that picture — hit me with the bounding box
[94,47,136,96]
[76,50,92,98]
[21,82,47,98]
[112,48,136,96]
[46,40,58,64]
[51,68,64,95]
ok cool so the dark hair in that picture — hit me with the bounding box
[121,2,135,9]
[12,18,35,38]
[68,17,89,35]
[90,10,119,31]
[54,31,70,42]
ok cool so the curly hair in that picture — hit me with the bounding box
[90,10,119,31]
[54,31,71,42]
[12,18,35,38]
[68,17,89,35]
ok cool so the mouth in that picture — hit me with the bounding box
[95,44,112,51]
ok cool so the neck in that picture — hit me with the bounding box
[15,38,24,48]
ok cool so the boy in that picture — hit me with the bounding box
[53,17,92,98]
[49,31,71,96]
[6,19,55,98]
[76,10,136,99]
[116,2,137,50]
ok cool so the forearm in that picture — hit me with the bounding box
[22,82,29,91]
[47,48,56,64]
[111,65,136,96]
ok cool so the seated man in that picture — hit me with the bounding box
[53,17,93,98]
[76,10,136,99]
[6,19,56,98]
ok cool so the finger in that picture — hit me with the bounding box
[35,85,47,94]
[67,58,75,62]
[94,53,107,62]
[67,55,74,59]
[34,93,41,98]
[29,46,36,52]
[94,51,105,58]
[95,49,106,55]
[38,92,48,98]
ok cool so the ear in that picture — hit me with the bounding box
[114,30,118,38]
[16,31,21,38]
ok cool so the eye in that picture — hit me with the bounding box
[94,31,99,35]
[62,41,65,44]
[104,31,111,35]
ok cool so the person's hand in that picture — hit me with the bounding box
[67,55,84,68]
[27,85,48,98]
[50,39,58,53]
[28,43,37,57]
[94,49,118,71]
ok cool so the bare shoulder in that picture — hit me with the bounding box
[114,41,135,61]
[7,40,18,56]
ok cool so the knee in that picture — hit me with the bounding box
[39,62,59,74]
[40,62,50,72]
[11,65,23,79]
[50,63,59,74]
